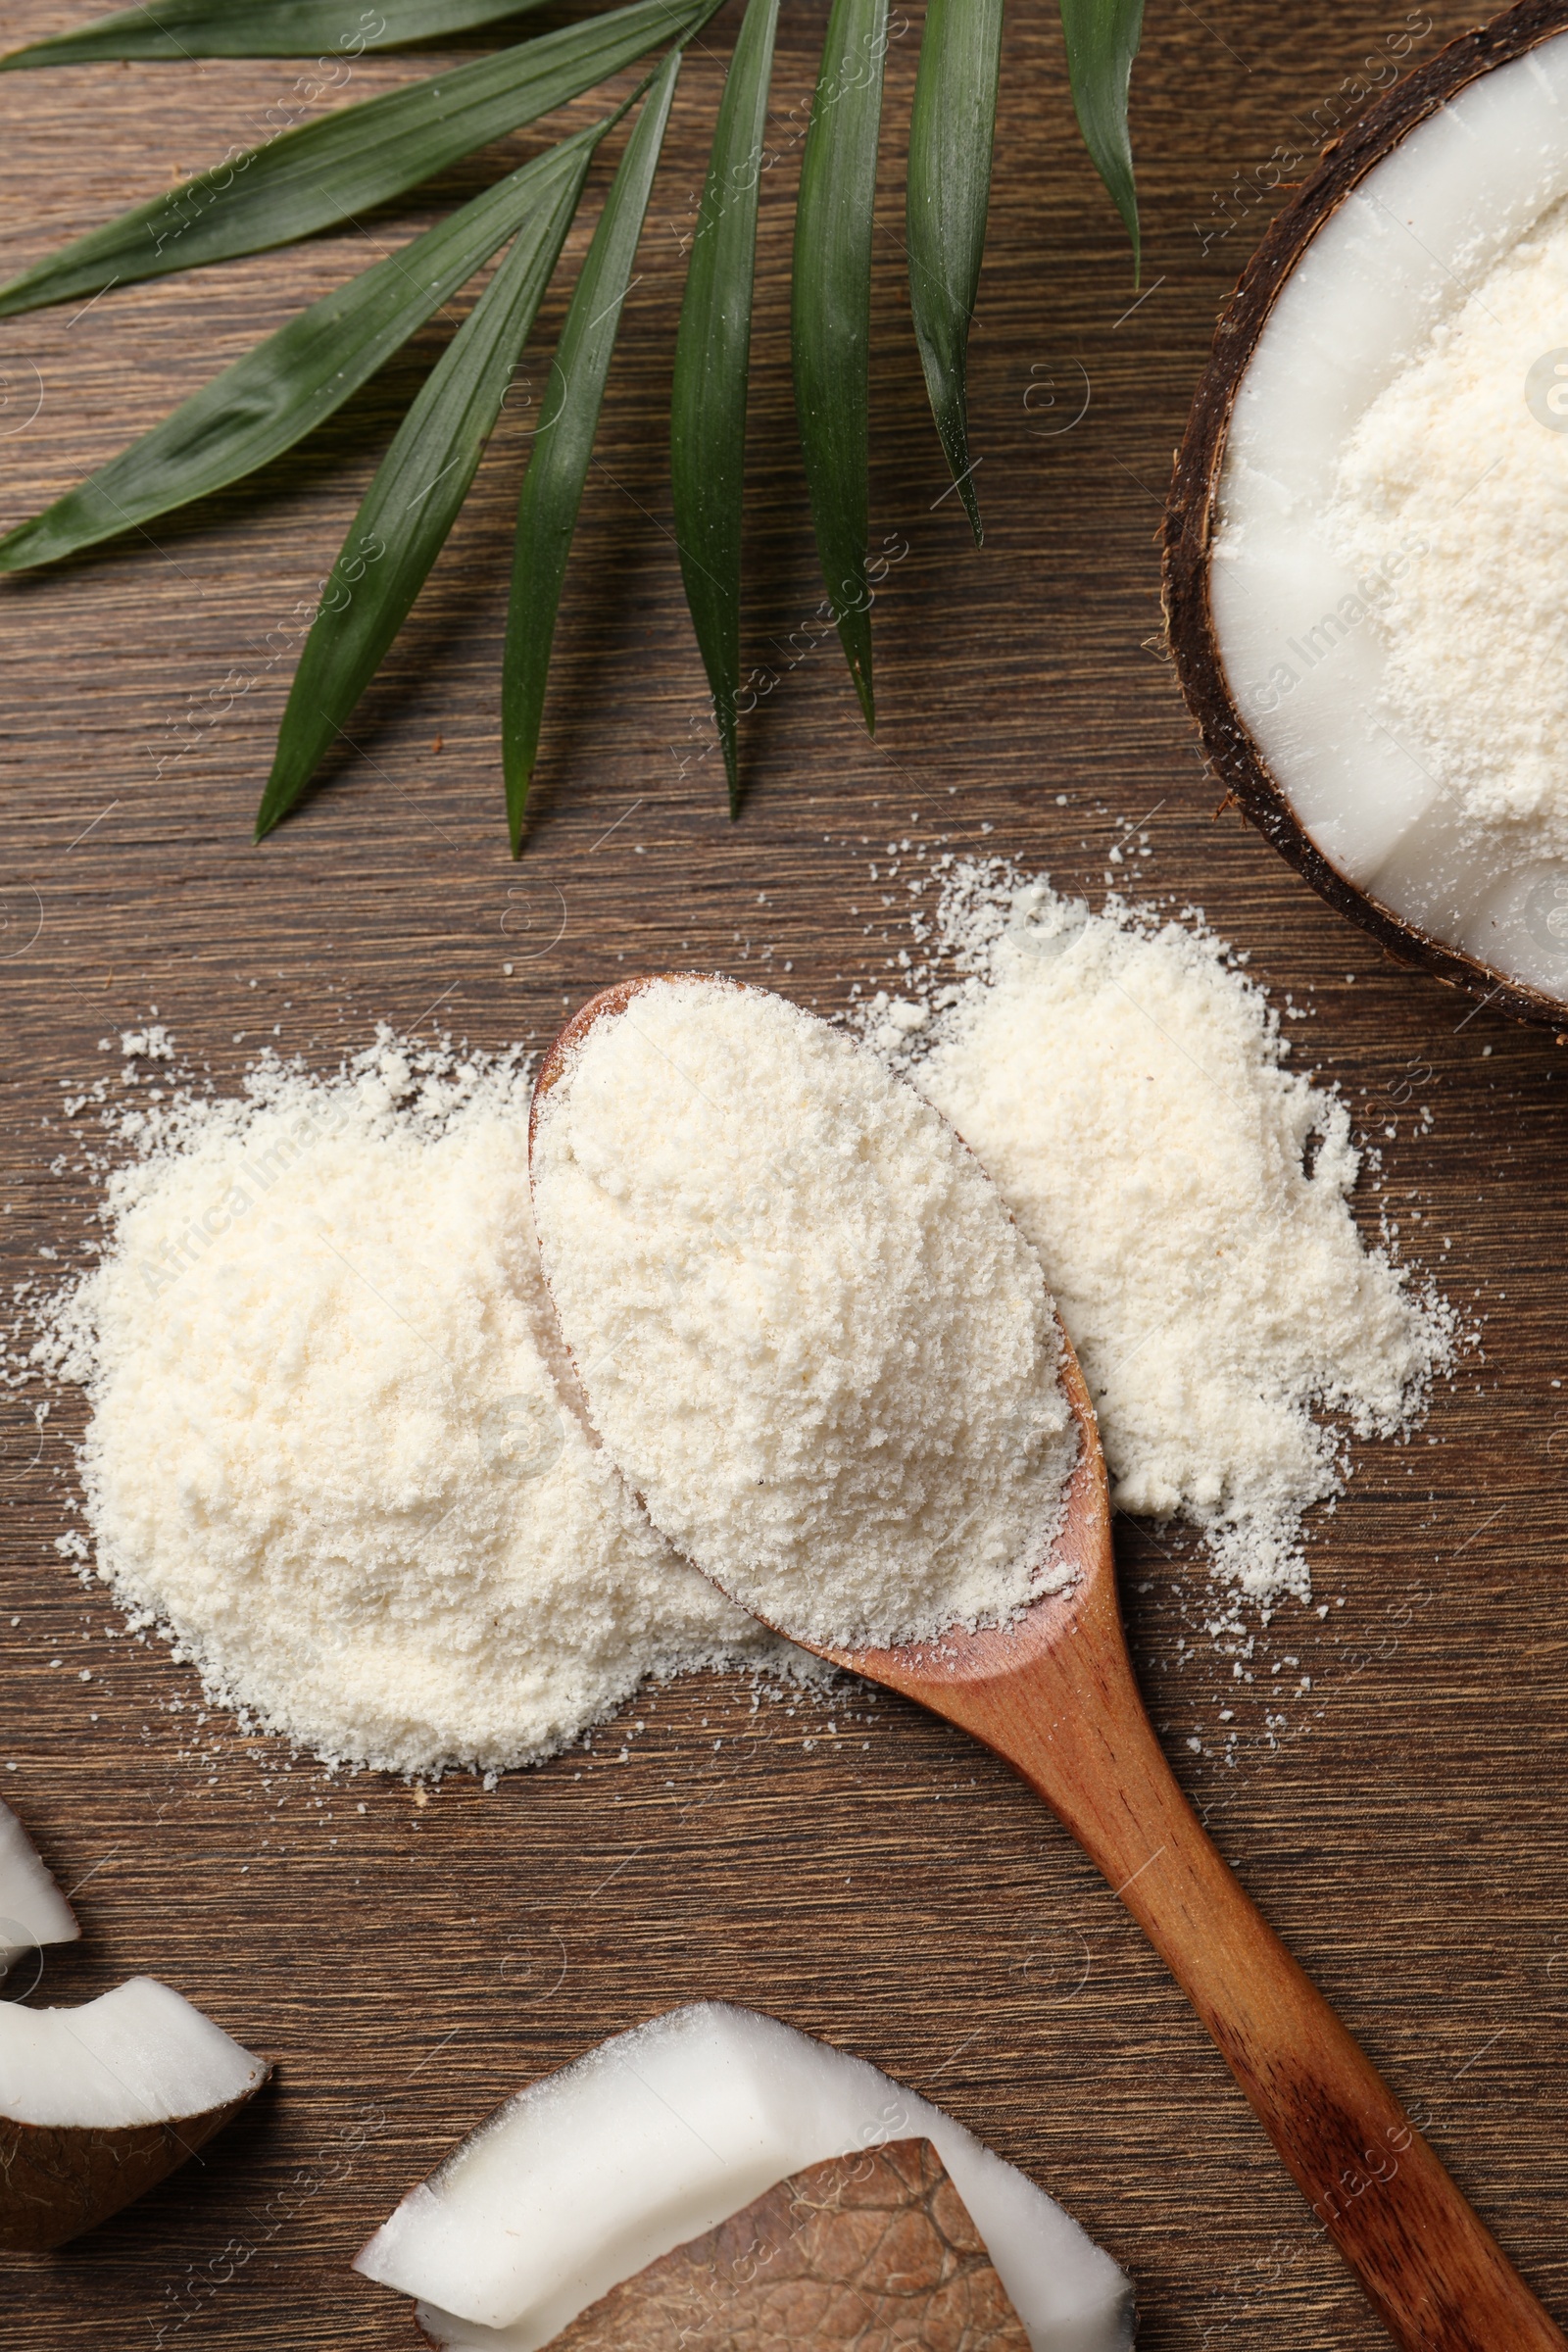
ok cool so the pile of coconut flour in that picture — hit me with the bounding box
[1322,195,1568,854]
[24,1035,794,1779]
[858,859,1453,1602]
[530,979,1077,1650]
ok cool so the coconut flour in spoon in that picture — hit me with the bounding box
[530,979,1078,1650]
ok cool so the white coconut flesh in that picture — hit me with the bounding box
[1212,25,1568,996]
[0,1977,266,2129]
[355,2000,1134,2352]
[0,1799,78,1963]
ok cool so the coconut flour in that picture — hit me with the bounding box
[1322,196,1568,852]
[25,1035,790,1779]
[16,869,1452,1773]
[859,860,1452,1601]
[530,979,1077,1649]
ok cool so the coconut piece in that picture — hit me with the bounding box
[0,1977,270,2250]
[1164,0,1568,1028]
[0,1798,78,1973]
[355,2002,1133,2352]
[514,2139,1031,2352]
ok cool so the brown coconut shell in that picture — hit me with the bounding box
[514,2137,1033,2352]
[1163,0,1568,1032]
[0,2076,269,2252]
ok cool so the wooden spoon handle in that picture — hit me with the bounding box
[951,1608,1565,2350]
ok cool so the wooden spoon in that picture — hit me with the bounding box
[531,977,1565,2352]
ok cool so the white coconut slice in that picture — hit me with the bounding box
[355,2001,1133,2352]
[1165,6,1568,1026]
[0,1797,78,1970]
[0,1977,270,2249]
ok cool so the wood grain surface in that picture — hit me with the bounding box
[1,2,1564,2347]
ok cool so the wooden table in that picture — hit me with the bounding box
[1,0,1564,2342]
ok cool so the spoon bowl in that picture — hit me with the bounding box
[531,973,1565,2352]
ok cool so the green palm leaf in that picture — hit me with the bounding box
[502,46,682,853]
[1,0,548,70]
[1058,0,1143,271]
[906,0,1004,546]
[255,123,600,838]
[669,0,779,815]
[1,0,1152,843]
[0,0,710,319]
[0,143,601,573]
[791,0,887,731]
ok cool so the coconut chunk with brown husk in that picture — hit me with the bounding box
[519,2139,1029,2352]
[0,1977,270,2250]
[357,2001,1133,2351]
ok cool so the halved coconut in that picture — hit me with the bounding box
[355,2001,1134,2352]
[0,1977,270,2250]
[1165,0,1568,1026]
[0,1799,78,1979]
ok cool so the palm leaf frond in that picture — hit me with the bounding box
[906,0,1004,545]
[791,0,888,732]
[1059,0,1143,272]
[0,143,606,572]
[1,0,550,70]
[0,0,710,318]
[502,45,685,852]
[255,122,602,836]
[669,0,779,814]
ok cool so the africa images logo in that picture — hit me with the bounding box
[1526,347,1568,431]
